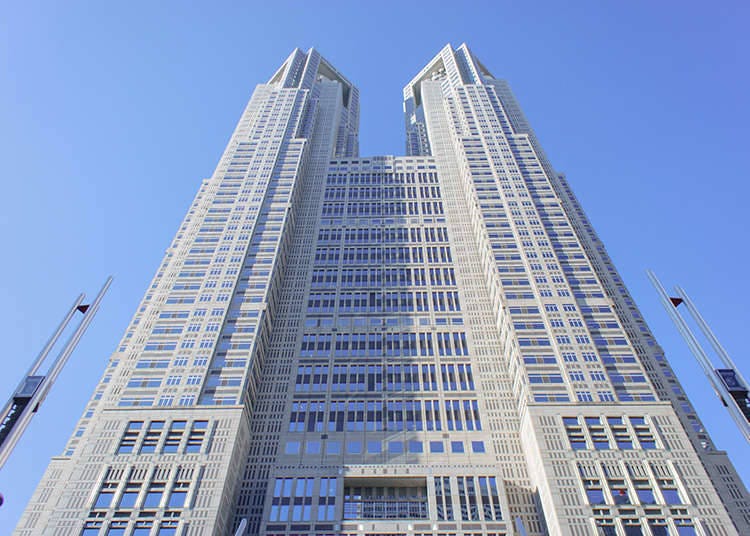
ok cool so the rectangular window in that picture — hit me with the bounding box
[116,421,142,454]
[343,478,427,519]
[563,417,586,450]
[118,483,141,508]
[185,420,208,453]
[584,479,605,505]
[93,482,116,509]
[163,421,186,453]
[140,421,164,453]
[168,481,190,508]
[143,482,165,508]
[660,480,682,504]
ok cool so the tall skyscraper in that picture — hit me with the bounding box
[15,44,749,536]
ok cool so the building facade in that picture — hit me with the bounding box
[15,45,749,536]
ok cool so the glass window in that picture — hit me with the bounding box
[168,490,187,508]
[623,524,643,536]
[429,441,444,453]
[612,487,630,505]
[94,491,114,509]
[450,441,464,453]
[388,441,403,454]
[662,487,682,504]
[367,441,381,454]
[118,487,140,508]
[648,522,668,536]
[636,487,655,505]
[586,489,605,504]
[143,486,164,508]
[408,440,422,453]
[471,441,485,453]
[184,442,202,454]
[342,480,428,520]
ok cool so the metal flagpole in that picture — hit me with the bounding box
[33,277,112,408]
[0,277,112,469]
[27,293,86,376]
[648,270,750,443]
[234,519,248,536]
[675,285,749,389]
[0,294,85,461]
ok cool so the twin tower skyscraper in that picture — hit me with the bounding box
[16,45,749,536]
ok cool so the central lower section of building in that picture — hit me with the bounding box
[265,156,508,533]
[16,45,750,536]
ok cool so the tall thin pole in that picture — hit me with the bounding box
[27,293,85,377]
[0,278,112,469]
[35,277,112,407]
[648,272,723,389]
[675,285,749,388]
[0,294,85,447]
[233,519,248,536]
[648,270,750,443]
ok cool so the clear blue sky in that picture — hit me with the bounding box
[1,1,748,530]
